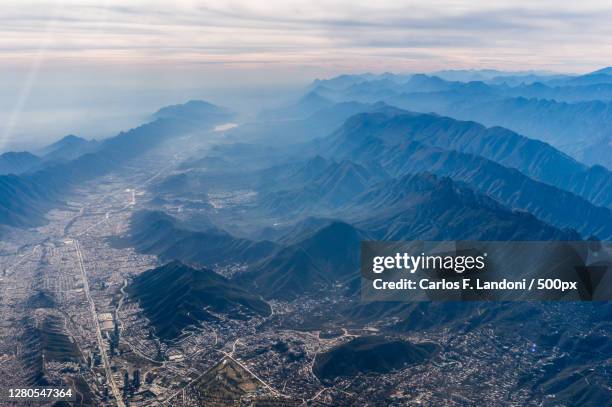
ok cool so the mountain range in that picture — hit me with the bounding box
[0,101,233,228]
[307,70,612,168]
[4,70,612,404]
[119,210,277,268]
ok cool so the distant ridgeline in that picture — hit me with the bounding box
[0,101,233,228]
[308,67,612,168]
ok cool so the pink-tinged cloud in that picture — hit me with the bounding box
[1,0,611,72]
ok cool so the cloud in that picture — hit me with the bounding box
[0,0,611,72]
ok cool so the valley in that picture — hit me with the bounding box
[0,74,610,406]
[0,122,607,405]
[3,3,612,406]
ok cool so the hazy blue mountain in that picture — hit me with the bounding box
[39,134,99,162]
[431,69,509,82]
[260,158,388,215]
[0,174,58,227]
[315,74,483,102]
[438,97,612,168]
[305,72,612,167]
[501,82,612,102]
[242,221,365,300]
[0,100,231,228]
[553,72,612,86]
[129,261,271,340]
[386,88,612,168]
[121,210,277,267]
[331,74,488,103]
[242,172,577,300]
[369,141,612,239]
[152,100,234,123]
[326,111,612,208]
[402,74,458,93]
[0,152,41,175]
[341,78,402,101]
[487,73,572,86]
[309,73,382,91]
[311,70,610,102]
[348,173,579,241]
[229,101,372,146]
[588,67,612,75]
[225,100,404,149]
[259,91,334,121]
[431,69,569,84]
[314,112,611,237]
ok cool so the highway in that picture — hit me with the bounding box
[74,239,126,407]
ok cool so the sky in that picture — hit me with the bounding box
[1,0,611,150]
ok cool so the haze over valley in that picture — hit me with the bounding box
[0,65,611,405]
[1,1,612,405]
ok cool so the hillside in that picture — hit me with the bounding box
[242,222,365,300]
[128,261,271,340]
[327,111,612,208]
[313,336,438,381]
[350,173,579,241]
[122,210,278,267]
[40,134,99,162]
[0,151,41,175]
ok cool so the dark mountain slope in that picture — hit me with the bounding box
[120,210,277,267]
[242,222,366,300]
[313,336,438,382]
[0,174,58,227]
[349,173,579,241]
[243,174,576,301]
[327,112,612,208]
[129,261,270,340]
[339,139,612,239]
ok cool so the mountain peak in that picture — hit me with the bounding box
[128,261,271,340]
[299,91,330,105]
[59,134,83,142]
[43,134,87,152]
[152,100,233,122]
[40,134,99,161]
[0,151,41,175]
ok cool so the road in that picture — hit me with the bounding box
[74,239,126,407]
[220,350,281,397]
